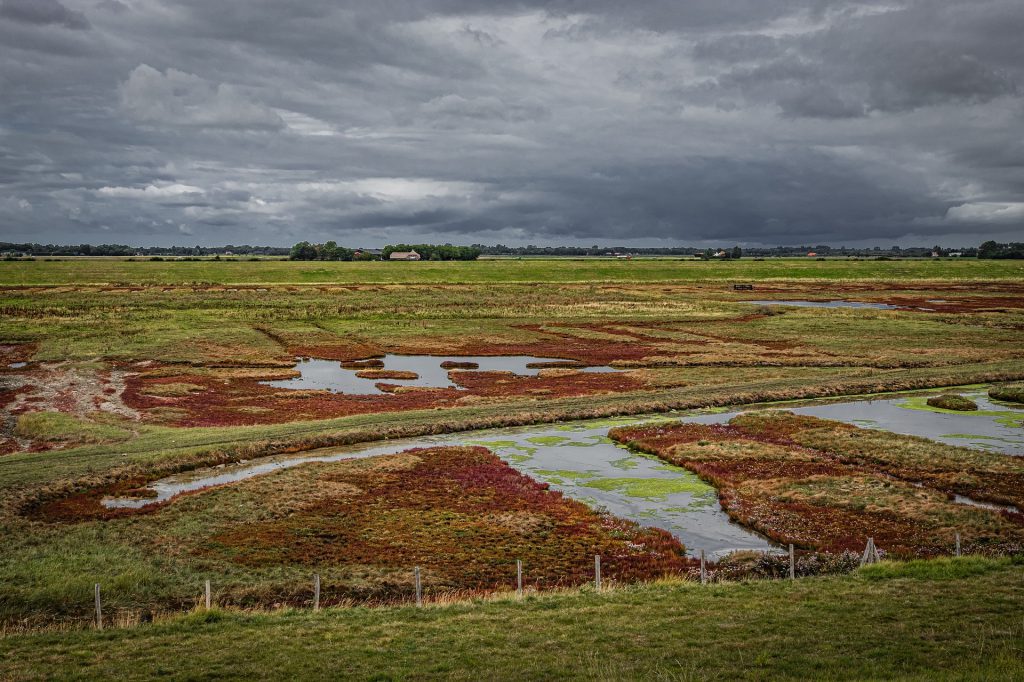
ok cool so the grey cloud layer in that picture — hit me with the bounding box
[1,0,1022,246]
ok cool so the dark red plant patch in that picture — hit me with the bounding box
[206,446,688,596]
[611,418,1024,557]
[722,492,955,556]
[31,477,167,522]
[0,343,36,365]
[730,412,1024,510]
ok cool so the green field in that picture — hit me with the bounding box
[2,256,1023,285]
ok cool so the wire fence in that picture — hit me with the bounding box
[84,535,968,630]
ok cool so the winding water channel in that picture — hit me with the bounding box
[103,386,1024,558]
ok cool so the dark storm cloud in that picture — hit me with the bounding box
[0,0,89,30]
[1,0,1022,246]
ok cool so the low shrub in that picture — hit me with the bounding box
[989,384,1024,404]
[714,550,861,581]
[926,394,978,411]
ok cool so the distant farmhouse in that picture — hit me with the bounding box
[389,250,421,261]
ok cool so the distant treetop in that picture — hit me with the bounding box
[977,241,1024,259]
[288,242,480,261]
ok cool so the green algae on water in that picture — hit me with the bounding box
[897,396,1024,427]
[610,456,640,471]
[581,477,714,501]
[527,435,572,446]
[533,469,600,483]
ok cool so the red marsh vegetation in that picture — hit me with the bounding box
[121,364,646,428]
[610,414,1024,557]
[207,446,688,598]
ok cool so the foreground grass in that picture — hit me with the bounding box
[2,257,1023,285]
[2,558,1022,680]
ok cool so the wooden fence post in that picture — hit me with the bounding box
[700,550,707,585]
[789,544,795,580]
[94,583,102,630]
[204,580,211,610]
[313,574,321,612]
[414,567,422,607]
[860,537,880,566]
[594,555,602,591]
[955,533,961,557]
[516,560,523,598]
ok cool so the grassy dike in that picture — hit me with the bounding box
[1,557,1022,680]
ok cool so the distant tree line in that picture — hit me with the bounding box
[978,241,1024,259]
[0,242,289,257]
[476,244,702,257]
[288,242,481,261]
[380,244,481,261]
[288,241,376,261]
[700,246,743,259]
[473,244,980,258]
[3,239,1011,260]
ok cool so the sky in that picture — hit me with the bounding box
[1,0,1023,248]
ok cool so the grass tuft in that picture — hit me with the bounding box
[858,556,1010,581]
[926,394,978,411]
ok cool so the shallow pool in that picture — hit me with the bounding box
[686,388,1024,455]
[261,355,618,395]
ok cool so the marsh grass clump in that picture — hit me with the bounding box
[926,394,978,411]
[753,305,784,316]
[14,412,131,446]
[525,360,586,369]
[989,384,1024,404]
[353,369,419,380]
[141,382,205,397]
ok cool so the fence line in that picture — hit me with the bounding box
[79,537,987,628]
